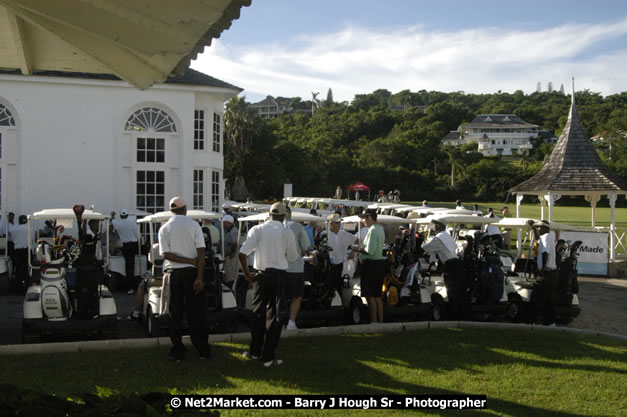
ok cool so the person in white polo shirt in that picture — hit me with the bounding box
[238,202,299,367]
[327,213,357,294]
[111,209,139,293]
[159,197,212,362]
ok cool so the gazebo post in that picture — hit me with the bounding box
[585,194,601,227]
[538,195,547,220]
[516,194,524,251]
[608,193,617,262]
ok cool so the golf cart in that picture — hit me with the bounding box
[22,206,117,341]
[0,213,13,294]
[137,210,238,337]
[339,214,441,324]
[417,213,522,321]
[494,217,582,324]
[107,209,150,292]
[237,211,343,326]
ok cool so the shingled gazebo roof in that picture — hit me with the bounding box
[510,91,626,194]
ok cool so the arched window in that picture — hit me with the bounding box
[122,106,179,213]
[0,101,17,211]
[125,107,177,132]
[0,103,15,126]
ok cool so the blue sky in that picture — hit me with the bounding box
[192,0,627,103]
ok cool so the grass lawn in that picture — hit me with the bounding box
[1,328,625,416]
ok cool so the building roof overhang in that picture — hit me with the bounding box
[0,0,251,90]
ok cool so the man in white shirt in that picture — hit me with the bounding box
[422,219,465,319]
[159,197,211,362]
[239,202,299,367]
[327,213,357,293]
[528,219,558,326]
[111,209,139,292]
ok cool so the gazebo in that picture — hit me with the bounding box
[348,181,370,201]
[509,80,626,262]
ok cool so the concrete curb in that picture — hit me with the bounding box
[1,321,625,355]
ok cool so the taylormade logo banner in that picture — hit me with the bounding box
[561,230,608,276]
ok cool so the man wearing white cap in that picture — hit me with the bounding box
[111,209,139,293]
[238,202,299,367]
[327,213,357,293]
[422,219,465,319]
[159,197,212,361]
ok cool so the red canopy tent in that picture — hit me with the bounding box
[348,181,370,200]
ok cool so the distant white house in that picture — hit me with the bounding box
[0,68,241,216]
[443,114,538,156]
[249,95,292,118]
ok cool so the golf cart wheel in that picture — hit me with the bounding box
[147,307,159,337]
[431,296,445,321]
[506,295,523,323]
[350,298,365,324]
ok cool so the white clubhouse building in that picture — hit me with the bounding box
[0,69,241,216]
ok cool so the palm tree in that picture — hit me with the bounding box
[518,149,531,170]
[225,96,257,200]
[311,91,320,114]
[443,145,464,187]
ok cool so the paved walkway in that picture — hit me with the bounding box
[1,320,625,356]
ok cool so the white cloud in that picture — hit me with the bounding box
[192,18,627,102]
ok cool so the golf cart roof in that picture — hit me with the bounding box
[341,214,422,225]
[426,214,497,225]
[117,209,151,217]
[29,208,107,220]
[139,210,221,223]
[239,212,324,223]
[407,207,473,214]
[494,217,578,231]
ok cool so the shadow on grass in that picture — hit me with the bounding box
[0,328,624,417]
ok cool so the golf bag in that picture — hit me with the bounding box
[555,240,582,307]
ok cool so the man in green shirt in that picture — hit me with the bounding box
[355,208,386,323]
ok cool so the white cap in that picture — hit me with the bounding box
[169,196,186,210]
[223,215,234,224]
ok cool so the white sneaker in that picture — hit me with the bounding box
[286,321,298,330]
[127,289,135,295]
[263,359,283,367]
[242,351,259,360]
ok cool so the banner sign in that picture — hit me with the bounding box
[560,230,608,276]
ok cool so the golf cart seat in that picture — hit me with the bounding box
[148,243,163,277]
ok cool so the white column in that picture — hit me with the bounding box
[516,194,524,253]
[608,193,617,262]
[544,193,561,222]
[538,195,546,220]
[585,194,601,227]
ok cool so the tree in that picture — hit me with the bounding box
[224,96,259,200]
[325,88,334,107]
